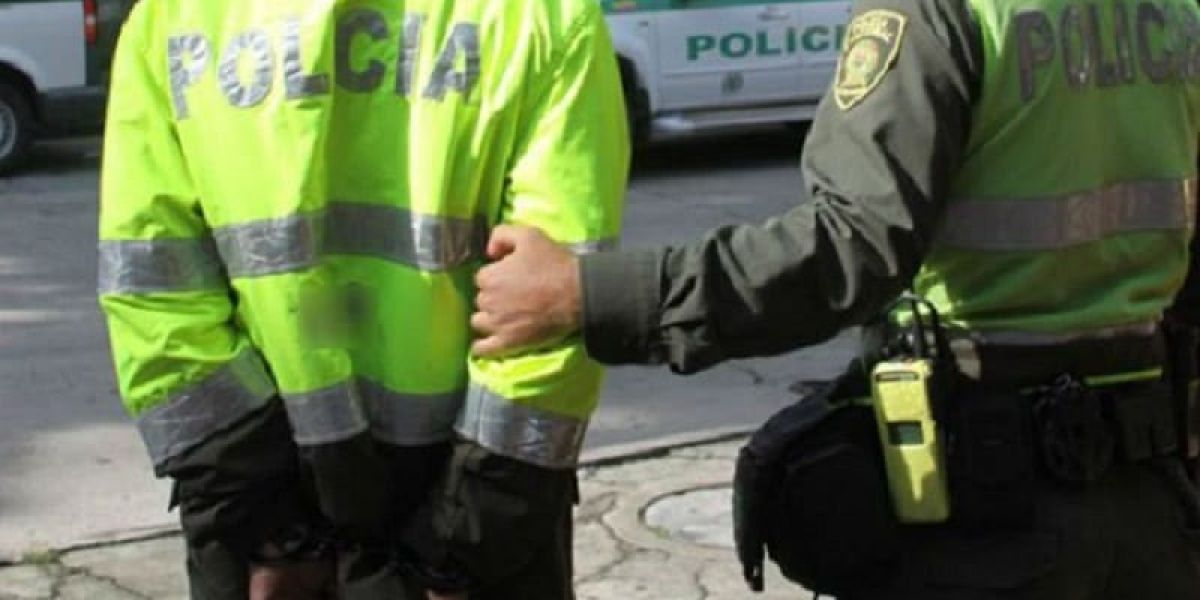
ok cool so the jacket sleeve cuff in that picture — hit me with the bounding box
[580,249,664,365]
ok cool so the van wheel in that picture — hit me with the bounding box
[785,121,810,138]
[619,60,650,148]
[0,80,34,175]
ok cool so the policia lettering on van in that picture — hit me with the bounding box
[602,0,850,140]
[683,22,846,61]
[167,12,480,118]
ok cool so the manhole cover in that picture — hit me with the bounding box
[642,486,734,549]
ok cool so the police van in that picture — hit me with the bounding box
[602,0,851,142]
[0,0,134,173]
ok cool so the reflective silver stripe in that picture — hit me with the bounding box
[953,320,1160,346]
[284,378,461,446]
[936,179,1197,250]
[105,205,615,290]
[213,214,322,278]
[136,347,276,467]
[324,203,486,271]
[98,238,226,294]
[454,382,587,469]
[282,382,368,445]
[213,203,487,277]
[569,238,619,255]
[360,379,461,445]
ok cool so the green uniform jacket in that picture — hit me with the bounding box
[582,0,1199,373]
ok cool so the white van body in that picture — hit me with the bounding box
[0,0,132,172]
[603,0,850,139]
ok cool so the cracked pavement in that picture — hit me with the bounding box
[0,439,816,599]
[574,441,807,600]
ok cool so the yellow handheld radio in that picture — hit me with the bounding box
[870,295,952,524]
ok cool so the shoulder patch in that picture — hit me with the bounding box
[834,9,908,111]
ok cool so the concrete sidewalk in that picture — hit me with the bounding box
[0,438,813,600]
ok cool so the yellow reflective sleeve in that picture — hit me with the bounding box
[502,2,629,249]
[99,5,272,441]
[467,3,629,424]
[468,338,604,420]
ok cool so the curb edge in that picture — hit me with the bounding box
[0,427,754,566]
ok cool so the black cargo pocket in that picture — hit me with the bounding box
[948,386,1037,529]
[766,405,900,596]
[907,527,1059,590]
[434,441,573,586]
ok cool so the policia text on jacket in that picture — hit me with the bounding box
[1013,2,1200,98]
[99,0,629,596]
[167,12,483,117]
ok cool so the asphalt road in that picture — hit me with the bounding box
[0,130,854,558]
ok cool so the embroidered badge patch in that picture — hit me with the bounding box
[834,9,908,110]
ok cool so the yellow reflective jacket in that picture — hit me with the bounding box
[98,0,629,469]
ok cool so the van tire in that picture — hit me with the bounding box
[785,121,810,136]
[0,80,33,175]
[618,59,650,148]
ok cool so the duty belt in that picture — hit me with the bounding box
[948,332,1167,390]
[1023,372,1176,485]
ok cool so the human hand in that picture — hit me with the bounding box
[427,593,468,600]
[471,225,582,357]
[248,561,335,600]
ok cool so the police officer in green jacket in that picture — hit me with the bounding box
[471,0,1200,596]
[98,0,628,598]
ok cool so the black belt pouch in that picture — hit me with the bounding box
[752,365,899,596]
[946,384,1036,530]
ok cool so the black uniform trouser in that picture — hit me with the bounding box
[168,400,575,600]
[302,438,578,600]
[417,440,577,600]
[844,459,1200,600]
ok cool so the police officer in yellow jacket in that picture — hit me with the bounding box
[471,0,1200,597]
[98,0,628,597]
